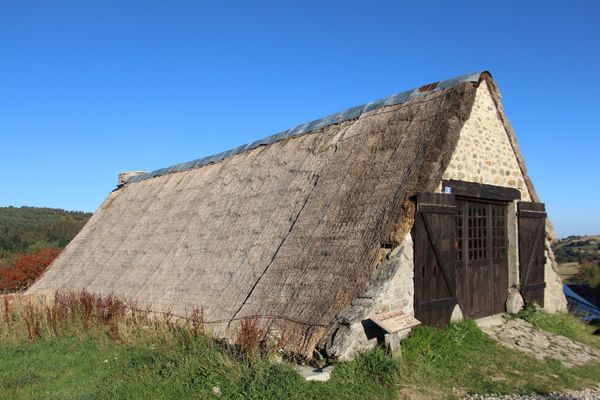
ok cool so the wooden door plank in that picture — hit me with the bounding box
[518,201,546,306]
[521,219,544,291]
[421,212,456,298]
[414,193,457,326]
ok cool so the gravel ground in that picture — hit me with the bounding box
[464,387,600,399]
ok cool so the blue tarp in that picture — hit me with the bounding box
[564,284,600,322]
[125,71,485,185]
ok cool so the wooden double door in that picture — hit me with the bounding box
[413,193,509,325]
[454,198,508,318]
[414,183,547,325]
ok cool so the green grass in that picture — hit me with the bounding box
[0,329,401,400]
[520,309,600,350]
[1,293,600,400]
[397,319,600,399]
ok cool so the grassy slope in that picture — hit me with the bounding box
[0,331,400,400]
[527,312,600,350]
[1,317,599,400]
[398,319,600,399]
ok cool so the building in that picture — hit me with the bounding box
[29,71,567,359]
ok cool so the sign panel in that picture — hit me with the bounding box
[370,310,421,333]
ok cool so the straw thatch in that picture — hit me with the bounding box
[30,74,483,356]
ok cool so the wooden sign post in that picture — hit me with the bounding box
[370,310,421,333]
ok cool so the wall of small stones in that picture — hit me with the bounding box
[544,241,568,312]
[442,80,566,314]
[442,80,531,201]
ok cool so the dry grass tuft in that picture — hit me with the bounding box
[2,296,11,331]
[237,316,263,359]
[1,290,155,343]
[0,290,294,364]
[21,301,41,341]
[188,306,204,337]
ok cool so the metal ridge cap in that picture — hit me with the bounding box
[125,71,483,185]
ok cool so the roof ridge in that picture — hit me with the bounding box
[125,71,483,185]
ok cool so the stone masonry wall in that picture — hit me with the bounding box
[442,80,531,201]
[544,240,569,312]
[442,79,566,314]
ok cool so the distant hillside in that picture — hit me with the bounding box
[0,206,92,267]
[553,235,600,264]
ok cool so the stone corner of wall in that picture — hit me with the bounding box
[318,232,415,359]
[543,240,568,313]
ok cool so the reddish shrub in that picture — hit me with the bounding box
[0,248,60,293]
[237,316,263,359]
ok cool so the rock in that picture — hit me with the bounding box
[295,365,334,382]
[497,331,515,342]
[312,349,326,368]
[504,319,521,329]
[478,316,600,368]
[361,284,386,298]
[530,334,550,349]
[451,304,464,322]
[515,337,529,347]
[211,386,221,397]
[572,353,592,364]
[336,299,374,326]
[506,289,524,314]
[476,314,505,329]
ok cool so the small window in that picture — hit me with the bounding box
[455,204,463,261]
[492,206,506,259]
[467,204,487,260]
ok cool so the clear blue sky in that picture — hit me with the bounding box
[1,1,598,238]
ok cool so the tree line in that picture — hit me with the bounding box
[0,206,91,268]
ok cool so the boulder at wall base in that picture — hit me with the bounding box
[450,304,464,322]
[506,288,524,314]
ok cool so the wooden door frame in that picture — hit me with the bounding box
[442,180,520,318]
[442,180,521,202]
[413,193,458,326]
[455,198,509,318]
[517,202,547,306]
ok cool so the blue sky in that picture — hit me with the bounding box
[0,1,598,238]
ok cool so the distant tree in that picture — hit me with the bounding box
[0,206,91,265]
[575,262,600,305]
[0,247,60,293]
[8,234,28,252]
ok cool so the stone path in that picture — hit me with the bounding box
[464,387,600,399]
[476,316,600,368]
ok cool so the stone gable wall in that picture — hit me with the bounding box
[443,80,531,201]
[442,80,566,314]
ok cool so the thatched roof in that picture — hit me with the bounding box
[30,71,533,356]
